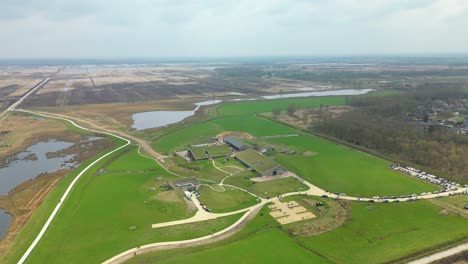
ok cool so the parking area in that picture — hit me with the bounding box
[269,200,315,225]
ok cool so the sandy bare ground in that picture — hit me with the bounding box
[215,131,254,140]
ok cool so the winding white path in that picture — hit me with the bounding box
[0,78,49,119]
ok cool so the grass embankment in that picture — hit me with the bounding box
[20,148,242,264]
[197,186,260,213]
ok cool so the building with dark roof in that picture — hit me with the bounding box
[235,149,286,176]
[224,137,250,151]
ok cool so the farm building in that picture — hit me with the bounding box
[188,145,232,161]
[170,178,201,192]
[235,149,286,177]
[224,137,250,151]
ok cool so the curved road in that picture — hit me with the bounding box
[11,109,468,264]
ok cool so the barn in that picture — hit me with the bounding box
[235,149,286,177]
[188,145,232,161]
[224,137,250,151]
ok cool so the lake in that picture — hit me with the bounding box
[262,89,374,99]
[131,100,222,130]
[0,209,11,240]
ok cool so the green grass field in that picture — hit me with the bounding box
[267,135,439,196]
[1,135,127,264]
[127,206,330,264]
[126,200,467,264]
[197,186,260,213]
[225,176,309,198]
[299,201,468,264]
[19,148,241,264]
[218,95,347,116]
[153,115,297,153]
[105,147,159,171]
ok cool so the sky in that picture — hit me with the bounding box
[1,0,468,58]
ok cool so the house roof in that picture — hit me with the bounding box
[224,137,248,149]
[235,149,281,175]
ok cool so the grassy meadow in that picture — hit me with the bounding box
[19,148,241,264]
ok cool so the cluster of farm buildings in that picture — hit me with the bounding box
[185,136,286,177]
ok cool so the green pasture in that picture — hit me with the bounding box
[225,177,308,198]
[218,96,347,116]
[127,206,330,264]
[1,126,126,264]
[127,200,467,264]
[299,201,468,264]
[153,115,297,153]
[267,135,439,196]
[197,186,260,213]
[105,147,159,171]
[21,148,240,264]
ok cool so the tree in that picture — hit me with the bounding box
[272,107,281,116]
[287,103,297,117]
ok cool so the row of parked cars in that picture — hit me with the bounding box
[390,164,466,192]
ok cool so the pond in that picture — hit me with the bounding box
[0,209,11,240]
[262,89,373,99]
[0,140,81,195]
[0,137,100,240]
[131,100,222,130]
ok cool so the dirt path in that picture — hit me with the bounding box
[407,242,468,264]
[429,199,468,219]
[29,111,167,161]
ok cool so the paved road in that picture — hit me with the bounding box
[407,242,468,264]
[0,78,49,119]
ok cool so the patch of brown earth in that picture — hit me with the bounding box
[288,199,350,237]
[215,131,254,140]
[277,106,353,129]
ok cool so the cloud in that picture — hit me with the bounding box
[0,0,467,58]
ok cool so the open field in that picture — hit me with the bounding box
[267,135,439,196]
[0,135,126,264]
[31,98,204,131]
[105,148,159,171]
[299,201,468,264]
[126,206,330,264]
[225,176,308,198]
[9,147,240,264]
[0,113,84,159]
[152,115,297,153]
[197,186,260,213]
[152,106,438,196]
[126,199,468,264]
[0,112,115,256]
